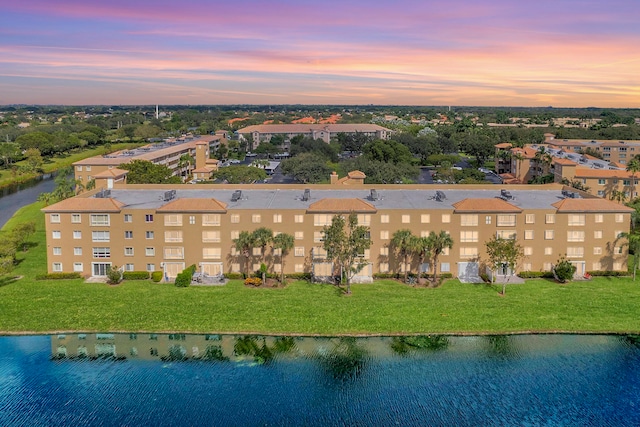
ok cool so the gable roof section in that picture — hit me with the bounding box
[307,198,377,213]
[42,198,124,213]
[572,168,635,179]
[552,198,634,213]
[452,198,522,213]
[156,198,228,213]
[93,167,128,178]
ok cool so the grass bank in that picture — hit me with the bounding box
[1,203,640,335]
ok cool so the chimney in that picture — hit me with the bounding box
[330,171,338,185]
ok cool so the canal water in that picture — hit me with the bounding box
[0,175,56,228]
[1,333,640,426]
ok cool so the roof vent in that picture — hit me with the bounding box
[231,190,242,202]
[301,188,311,201]
[500,189,514,200]
[95,188,111,198]
[434,191,447,202]
[163,189,176,201]
[369,189,379,201]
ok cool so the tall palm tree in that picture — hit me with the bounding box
[626,158,640,202]
[252,227,273,283]
[233,231,255,279]
[427,230,454,286]
[512,151,526,182]
[410,236,430,286]
[619,231,640,281]
[272,233,294,284]
[391,229,414,283]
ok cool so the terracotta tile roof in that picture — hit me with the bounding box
[552,158,577,166]
[452,198,522,213]
[93,168,128,178]
[572,168,635,179]
[552,198,634,212]
[511,147,537,159]
[347,170,366,178]
[236,124,390,134]
[192,167,214,173]
[499,173,521,184]
[494,142,513,148]
[307,198,377,213]
[42,198,124,212]
[156,198,227,212]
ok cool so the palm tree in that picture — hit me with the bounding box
[626,158,640,202]
[252,227,273,283]
[272,233,294,284]
[178,153,194,181]
[427,230,454,286]
[410,236,430,286]
[619,231,640,281]
[391,229,414,283]
[233,231,255,279]
[512,151,526,182]
[610,189,627,204]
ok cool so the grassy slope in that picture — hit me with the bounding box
[1,203,639,335]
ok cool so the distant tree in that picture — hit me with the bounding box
[122,160,182,184]
[272,233,294,284]
[281,153,332,183]
[23,148,43,173]
[337,132,371,152]
[339,157,419,184]
[10,221,36,252]
[322,213,372,294]
[214,165,267,184]
[618,232,640,281]
[363,139,415,164]
[391,229,414,283]
[134,124,163,140]
[484,235,524,295]
[0,142,22,168]
[626,158,640,201]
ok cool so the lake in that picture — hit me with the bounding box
[0,174,56,228]
[2,333,640,426]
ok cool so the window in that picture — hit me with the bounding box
[73,230,82,239]
[164,214,183,226]
[124,247,134,256]
[545,214,555,224]
[459,247,478,258]
[92,231,110,242]
[593,247,602,255]
[146,264,155,272]
[544,230,554,240]
[421,214,430,223]
[568,214,585,226]
[145,214,154,223]
[497,215,516,227]
[145,247,155,256]
[460,231,478,242]
[52,263,62,272]
[163,247,184,259]
[442,247,449,256]
[543,262,552,271]
[73,263,83,272]
[314,214,334,226]
[380,230,389,240]
[294,247,305,257]
[85,166,91,171]
[524,230,534,240]
[496,230,516,239]
[90,214,110,226]
[615,246,624,255]
[441,263,450,273]
[202,247,222,259]
[125,264,134,272]
[252,214,261,223]
[401,215,410,224]
[598,179,606,185]
[76,165,82,171]
[230,230,239,240]
[594,230,602,239]
[52,231,61,239]
[74,247,82,256]
[189,216,195,225]
[295,264,304,273]
[146,231,154,239]
[594,214,603,223]
[380,214,389,224]
[202,230,221,243]
[615,214,624,223]
[524,247,533,256]
[53,247,62,256]
[567,247,584,258]
[71,214,81,223]
[522,263,532,271]
[597,190,605,196]
[357,214,371,226]
[273,214,282,223]
[567,231,585,242]
[525,214,535,224]
[545,247,553,255]
[441,214,451,223]
[164,230,183,243]
[314,231,323,242]
[231,214,240,223]
[460,215,478,226]
[380,247,389,256]
[125,231,133,239]
[50,214,60,223]
[252,247,262,256]
[592,262,602,271]
[92,247,111,258]
[124,214,133,223]
[485,215,492,225]
[379,262,389,273]
[294,215,304,223]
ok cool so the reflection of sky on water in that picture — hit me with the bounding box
[1,334,640,426]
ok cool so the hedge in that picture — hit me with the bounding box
[517,271,555,279]
[35,272,82,280]
[174,264,197,287]
[122,271,150,280]
[586,270,631,277]
[151,271,163,282]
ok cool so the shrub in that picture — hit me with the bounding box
[35,272,82,280]
[284,272,312,281]
[224,272,243,280]
[122,271,150,280]
[106,265,123,285]
[244,277,262,287]
[517,271,555,279]
[554,256,576,283]
[174,272,191,287]
[151,271,163,282]
[479,273,491,283]
[586,270,631,277]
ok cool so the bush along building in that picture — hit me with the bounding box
[42,171,632,282]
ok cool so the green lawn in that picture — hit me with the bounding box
[1,202,640,335]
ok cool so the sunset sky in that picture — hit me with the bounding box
[1,0,639,107]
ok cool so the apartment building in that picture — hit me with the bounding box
[544,133,640,165]
[42,181,632,282]
[235,123,391,147]
[73,133,226,186]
